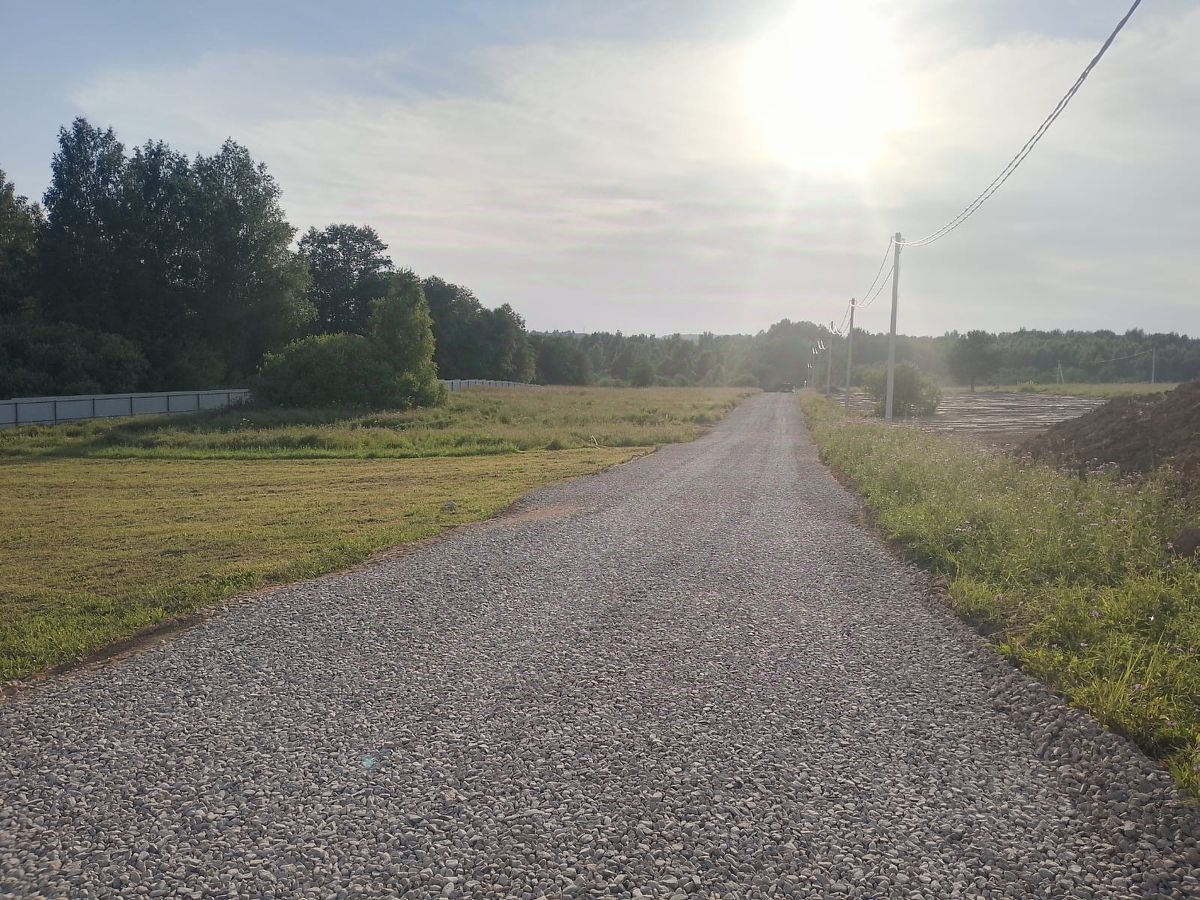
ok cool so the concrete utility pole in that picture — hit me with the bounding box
[844,298,855,410]
[884,233,902,422]
[825,323,836,394]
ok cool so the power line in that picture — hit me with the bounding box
[859,264,894,310]
[859,238,895,303]
[835,303,852,335]
[899,0,1144,248]
[833,237,893,329]
[1089,348,1153,365]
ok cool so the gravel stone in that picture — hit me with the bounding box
[1,393,1198,898]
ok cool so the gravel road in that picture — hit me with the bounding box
[2,393,1199,899]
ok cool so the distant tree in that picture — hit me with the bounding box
[0,317,147,397]
[368,270,443,405]
[481,303,535,382]
[423,276,485,378]
[184,140,312,384]
[947,330,1000,391]
[37,121,312,388]
[116,140,200,377]
[423,277,534,381]
[532,334,592,385]
[0,168,43,317]
[39,119,127,329]
[299,224,394,335]
[630,358,656,387]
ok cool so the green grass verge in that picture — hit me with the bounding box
[1,387,751,681]
[799,393,1200,796]
[982,382,1178,399]
[0,387,751,459]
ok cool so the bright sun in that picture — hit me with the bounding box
[742,2,910,173]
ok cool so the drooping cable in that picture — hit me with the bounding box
[900,0,1144,247]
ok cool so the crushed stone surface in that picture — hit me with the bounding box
[2,393,1198,898]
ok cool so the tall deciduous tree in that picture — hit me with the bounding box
[39,119,127,329]
[117,140,198,376]
[174,140,312,385]
[0,168,43,317]
[481,303,535,382]
[299,224,394,335]
[423,276,485,378]
[369,270,442,405]
[37,120,312,388]
[947,330,1000,391]
[423,277,534,381]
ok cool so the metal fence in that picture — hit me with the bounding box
[441,379,538,392]
[0,389,251,429]
[0,380,537,429]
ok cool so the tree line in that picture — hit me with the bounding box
[0,119,531,402]
[530,324,1200,390]
[2,119,1198,403]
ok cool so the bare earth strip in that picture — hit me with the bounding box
[1,394,1198,898]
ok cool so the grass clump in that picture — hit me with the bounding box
[799,393,1200,796]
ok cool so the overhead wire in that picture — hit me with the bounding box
[859,238,895,303]
[1088,347,1154,365]
[840,237,897,326]
[898,0,1144,247]
[859,265,893,310]
[826,0,1144,336]
[834,303,852,335]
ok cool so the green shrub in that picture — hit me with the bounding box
[253,271,445,409]
[860,362,941,417]
[255,334,394,407]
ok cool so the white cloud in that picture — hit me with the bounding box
[70,1,1200,336]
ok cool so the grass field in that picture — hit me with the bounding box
[981,382,1178,399]
[800,393,1200,796]
[0,387,750,681]
[0,387,747,459]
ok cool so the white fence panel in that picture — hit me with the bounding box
[441,379,537,393]
[0,389,250,429]
[0,380,537,428]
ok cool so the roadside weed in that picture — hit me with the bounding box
[800,394,1200,796]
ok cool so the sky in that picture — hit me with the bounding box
[2,0,1197,337]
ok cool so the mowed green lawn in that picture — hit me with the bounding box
[1,387,750,680]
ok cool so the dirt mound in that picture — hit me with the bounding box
[1019,381,1200,499]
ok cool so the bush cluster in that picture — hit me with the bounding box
[254,273,443,409]
[860,362,941,417]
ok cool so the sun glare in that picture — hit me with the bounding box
[742,2,910,173]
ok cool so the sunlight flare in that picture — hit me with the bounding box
[742,1,911,172]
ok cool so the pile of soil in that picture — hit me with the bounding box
[1019,381,1200,500]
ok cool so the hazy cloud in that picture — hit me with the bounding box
[70,1,1200,335]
